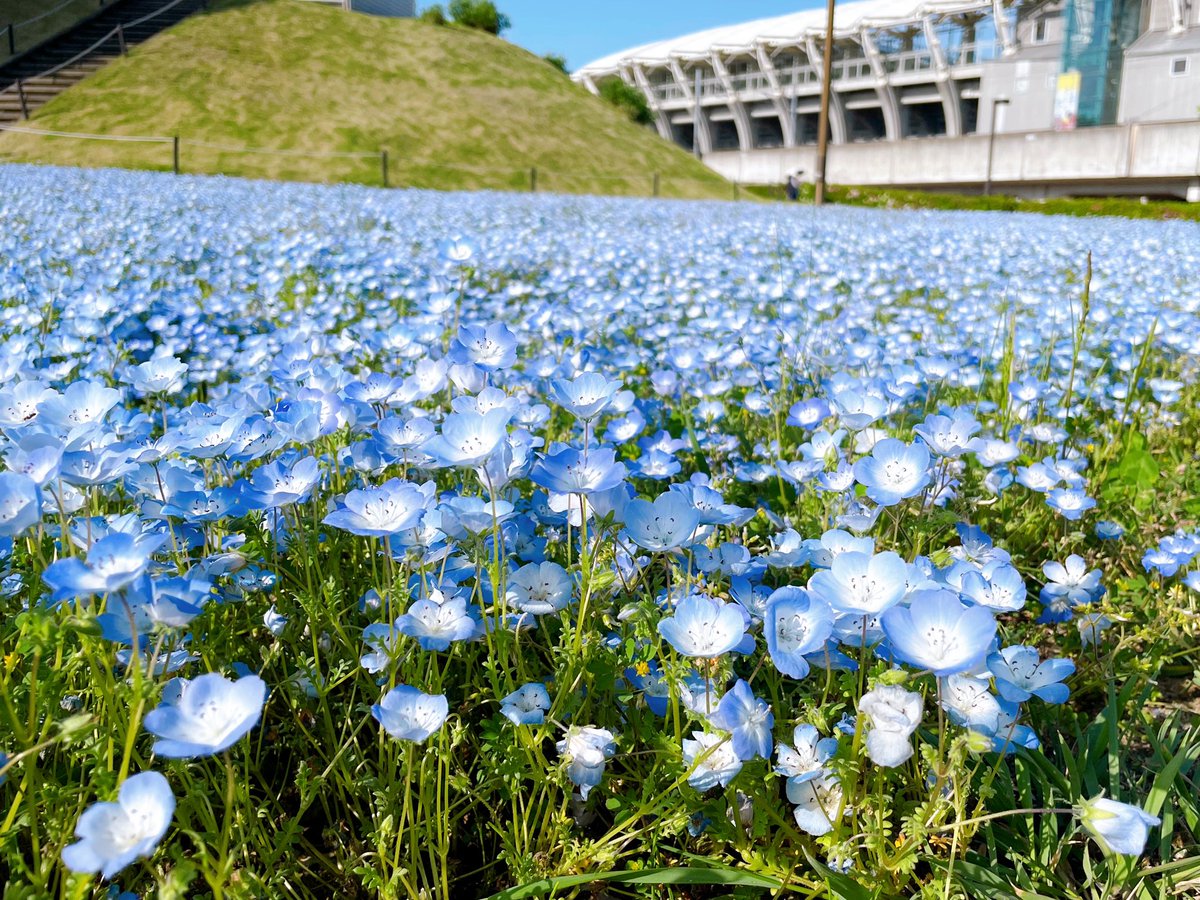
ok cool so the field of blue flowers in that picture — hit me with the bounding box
[0,163,1198,900]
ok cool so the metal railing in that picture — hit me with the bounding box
[1,0,111,62]
[883,50,935,75]
[1,0,202,119]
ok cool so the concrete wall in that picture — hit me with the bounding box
[703,120,1200,199]
[1121,45,1200,121]
[979,49,1062,133]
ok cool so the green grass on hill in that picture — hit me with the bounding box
[0,0,730,198]
[0,0,101,60]
[745,181,1200,222]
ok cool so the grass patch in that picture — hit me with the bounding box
[745,182,1200,221]
[0,0,729,198]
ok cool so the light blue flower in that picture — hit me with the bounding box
[373,685,449,743]
[530,446,627,495]
[882,589,996,676]
[787,771,843,836]
[448,323,517,372]
[623,491,700,552]
[62,771,175,879]
[852,438,931,506]
[1045,488,1096,521]
[859,685,923,768]
[549,372,621,421]
[1079,797,1161,856]
[143,673,267,758]
[0,471,42,537]
[808,550,908,616]
[43,532,168,602]
[422,409,512,467]
[763,587,834,679]
[657,594,746,658]
[708,679,773,761]
[681,731,743,791]
[396,595,481,651]
[556,725,616,798]
[775,724,837,787]
[500,683,551,725]
[988,645,1074,704]
[322,478,432,537]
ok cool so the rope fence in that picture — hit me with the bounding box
[1,0,112,61]
[0,123,741,198]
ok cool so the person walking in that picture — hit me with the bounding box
[785,174,799,201]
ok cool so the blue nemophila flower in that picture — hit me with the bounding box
[1046,488,1096,521]
[38,380,121,429]
[852,438,931,506]
[830,387,886,430]
[530,446,627,495]
[1095,520,1125,540]
[550,372,621,421]
[0,381,55,428]
[859,685,923,768]
[423,409,512,468]
[127,356,188,396]
[143,672,267,758]
[682,731,743,790]
[61,771,175,879]
[658,594,747,658]
[0,471,41,537]
[1039,554,1104,622]
[808,550,908,616]
[763,587,834,679]
[323,479,432,537]
[775,724,837,787]
[913,410,980,457]
[556,725,616,799]
[960,562,1027,612]
[709,679,773,761]
[241,456,321,509]
[1079,797,1161,856]
[43,532,168,602]
[396,594,480,651]
[506,561,573,614]
[623,491,700,552]
[373,685,449,743]
[448,323,517,372]
[882,589,997,675]
[360,622,404,673]
[787,770,844,836]
[988,645,1074,704]
[500,683,551,725]
[786,398,830,429]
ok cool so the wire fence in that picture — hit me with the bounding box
[0,123,744,199]
[0,0,111,62]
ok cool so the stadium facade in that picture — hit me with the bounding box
[573,0,1200,199]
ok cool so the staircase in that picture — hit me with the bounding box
[0,0,207,126]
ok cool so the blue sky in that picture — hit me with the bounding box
[494,1,820,70]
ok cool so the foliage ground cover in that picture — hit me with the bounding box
[0,0,728,198]
[0,163,1198,900]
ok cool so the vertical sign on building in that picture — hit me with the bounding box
[1053,70,1081,130]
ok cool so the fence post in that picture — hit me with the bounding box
[733,182,739,201]
[529,166,537,192]
[381,149,388,188]
[652,172,660,197]
[117,24,127,55]
[172,135,180,174]
[6,25,14,56]
[16,79,28,119]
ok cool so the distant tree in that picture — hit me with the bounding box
[419,4,447,25]
[448,0,510,35]
[599,79,653,126]
[543,53,569,75]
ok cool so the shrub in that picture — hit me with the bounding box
[447,0,510,35]
[419,4,447,25]
[599,78,653,126]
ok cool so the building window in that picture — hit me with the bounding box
[1170,57,1189,76]
[1033,17,1048,42]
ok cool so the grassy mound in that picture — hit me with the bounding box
[0,0,730,198]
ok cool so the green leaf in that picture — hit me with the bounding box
[482,866,784,899]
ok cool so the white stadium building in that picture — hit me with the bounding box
[573,0,1200,199]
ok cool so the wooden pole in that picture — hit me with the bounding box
[652,172,660,197]
[16,78,28,119]
[6,25,14,56]
[530,166,537,192]
[814,0,836,206]
[381,149,388,188]
[173,135,180,174]
[116,23,126,55]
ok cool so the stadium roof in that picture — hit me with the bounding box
[575,0,996,75]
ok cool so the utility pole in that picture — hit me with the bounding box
[814,0,836,205]
[984,96,1010,196]
[693,67,702,157]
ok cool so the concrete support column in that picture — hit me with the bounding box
[993,0,1016,54]
[1187,181,1200,203]
[754,42,796,146]
[860,29,903,140]
[923,16,962,137]
[580,74,599,95]
[669,57,711,154]
[631,62,674,142]
[710,52,754,151]
[805,34,848,144]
